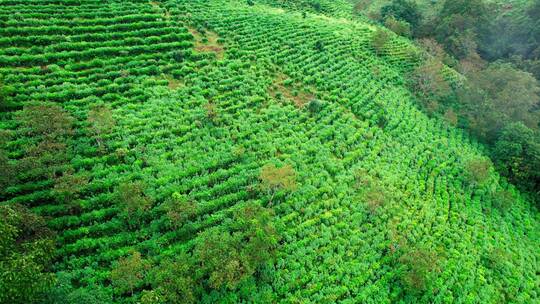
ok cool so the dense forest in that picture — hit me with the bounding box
[360,0,540,201]
[0,0,539,303]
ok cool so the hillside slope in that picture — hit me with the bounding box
[0,0,538,303]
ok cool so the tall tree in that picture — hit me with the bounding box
[194,204,278,290]
[16,103,74,180]
[410,58,452,112]
[458,63,540,142]
[110,251,148,296]
[116,182,152,228]
[17,104,74,139]
[434,0,491,59]
[465,157,492,187]
[149,253,198,304]
[87,103,115,151]
[380,0,421,29]
[259,163,296,204]
[0,130,14,193]
[398,247,441,293]
[371,29,391,55]
[493,122,540,192]
[0,204,55,304]
[162,192,197,229]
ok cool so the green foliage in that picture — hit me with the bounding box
[110,251,149,296]
[44,272,113,304]
[409,58,451,112]
[195,229,245,290]
[307,99,325,113]
[492,189,514,213]
[381,0,421,28]
[371,28,391,54]
[53,171,89,204]
[311,2,322,12]
[353,0,371,15]
[149,253,197,304]
[398,246,441,293]
[458,63,540,142]
[0,204,55,304]
[434,0,491,59]
[0,1,538,303]
[14,104,74,180]
[203,102,218,123]
[483,247,511,273]
[314,40,324,52]
[465,157,492,186]
[0,149,15,192]
[140,290,164,304]
[194,204,278,290]
[361,182,388,214]
[384,16,411,37]
[162,192,197,229]
[17,104,74,139]
[493,122,540,192]
[0,79,14,110]
[87,103,115,150]
[259,163,296,203]
[116,182,152,227]
[64,287,113,304]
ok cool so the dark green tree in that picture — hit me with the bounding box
[492,122,540,191]
[434,0,491,59]
[457,63,540,142]
[380,0,421,29]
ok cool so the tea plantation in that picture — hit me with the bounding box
[0,0,538,303]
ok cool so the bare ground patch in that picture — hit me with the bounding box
[164,75,184,90]
[189,27,224,59]
[268,72,315,108]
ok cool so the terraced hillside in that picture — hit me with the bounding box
[0,0,538,303]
